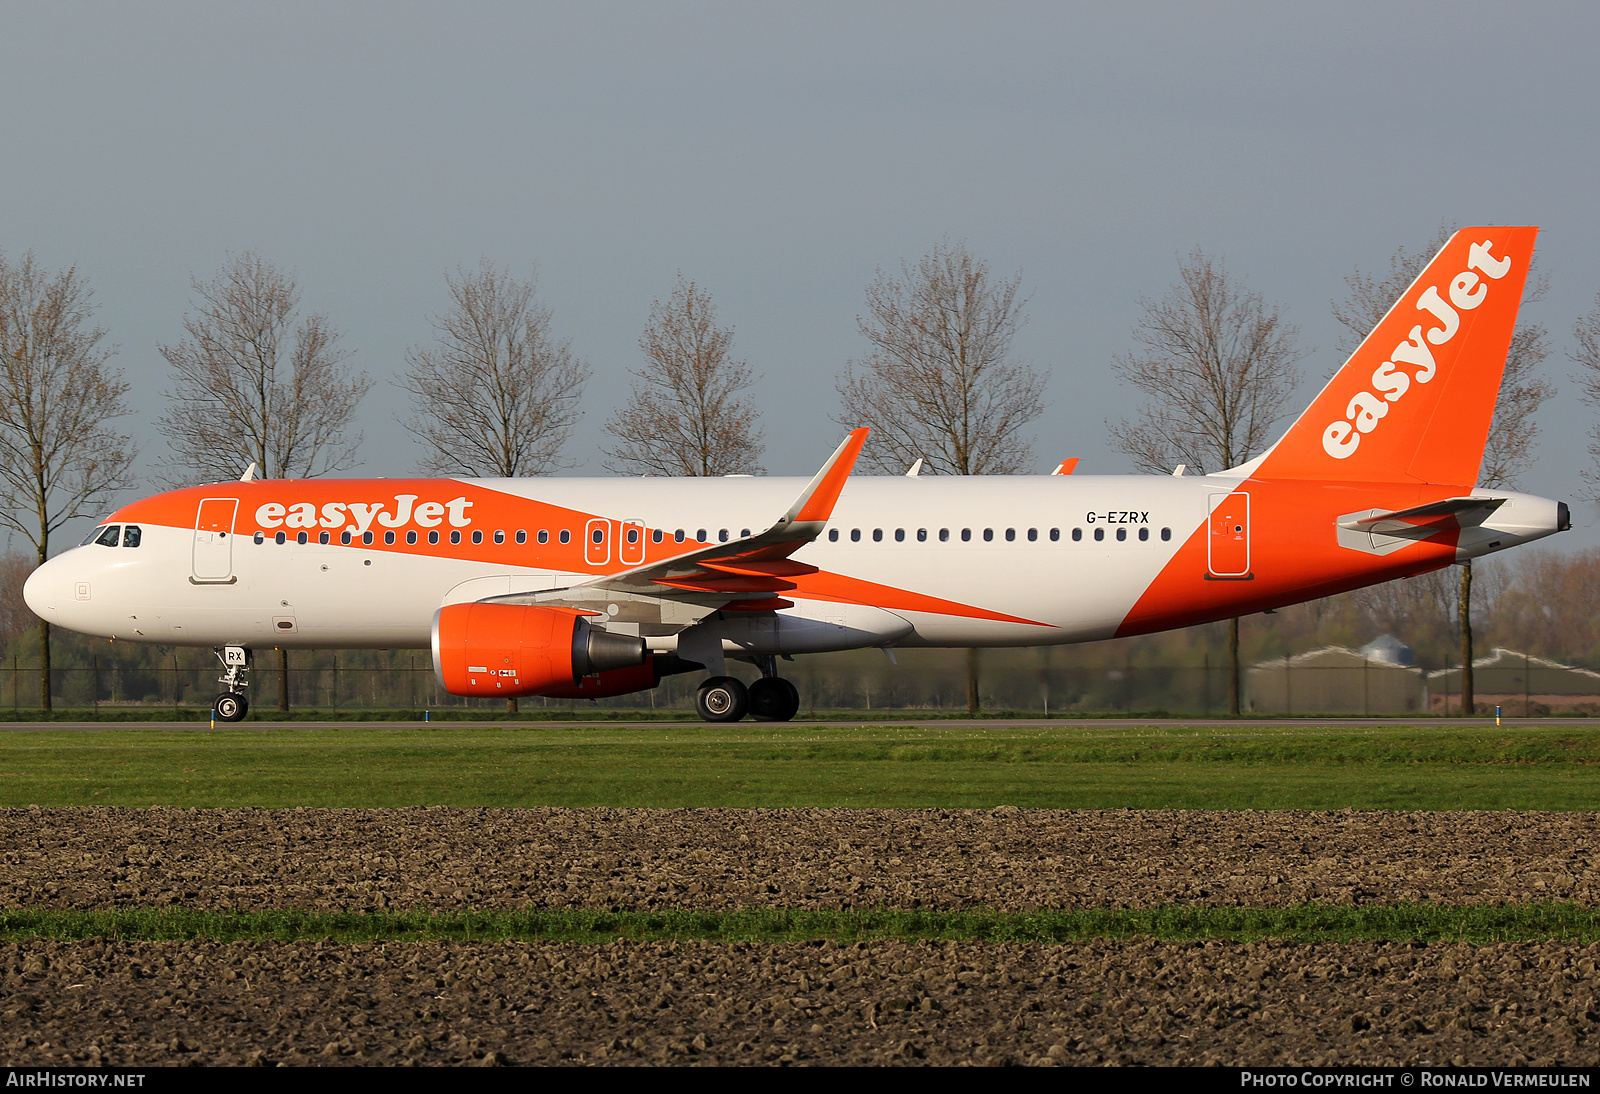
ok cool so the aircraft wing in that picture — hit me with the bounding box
[1337,496,1506,541]
[489,429,869,622]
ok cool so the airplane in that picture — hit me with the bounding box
[23,226,1568,722]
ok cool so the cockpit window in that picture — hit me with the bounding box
[94,525,121,547]
[122,525,142,548]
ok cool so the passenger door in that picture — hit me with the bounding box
[1207,491,1251,578]
[192,498,239,583]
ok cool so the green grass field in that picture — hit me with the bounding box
[5,720,1600,810]
[6,904,1600,945]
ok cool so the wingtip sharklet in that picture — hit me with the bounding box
[785,427,870,526]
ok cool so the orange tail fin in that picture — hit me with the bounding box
[1255,226,1537,486]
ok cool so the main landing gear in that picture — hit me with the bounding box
[694,658,801,723]
[212,646,251,723]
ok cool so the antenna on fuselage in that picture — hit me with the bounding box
[240,462,259,482]
[905,458,924,477]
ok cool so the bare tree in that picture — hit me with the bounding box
[603,276,764,475]
[1572,292,1600,498]
[837,242,1046,711]
[158,251,370,484]
[836,241,1044,477]
[0,251,134,709]
[159,252,370,711]
[404,261,590,713]
[1335,225,1553,714]
[402,261,589,479]
[1111,248,1303,477]
[1112,248,1304,714]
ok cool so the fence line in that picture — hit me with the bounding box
[6,656,1593,715]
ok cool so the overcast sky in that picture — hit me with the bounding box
[4,1,1599,548]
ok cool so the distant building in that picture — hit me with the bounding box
[1247,639,1427,714]
[1426,648,1600,714]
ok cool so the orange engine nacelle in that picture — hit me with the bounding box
[538,659,664,700]
[432,602,646,698]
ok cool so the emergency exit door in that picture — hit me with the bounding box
[1207,492,1251,578]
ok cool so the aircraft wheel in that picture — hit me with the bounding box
[214,693,248,722]
[695,676,749,722]
[749,677,800,722]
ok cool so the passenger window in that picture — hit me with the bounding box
[428,531,439,545]
[873,529,883,542]
[538,530,549,544]
[1049,528,1059,542]
[319,531,330,545]
[894,529,905,542]
[361,531,373,545]
[1026,528,1037,542]
[851,529,861,542]
[673,530,685,543]
[340,531,353,545]
[591,528,603,544]
[1138,527,1149,541]
[379,531,391,545]
[719,529,729,542]
[828,529,839,542]
[740,528,751,538]
[696,529,707,542]
[496,530,507,544]
[122,525,142,548]
[627,528,639,544]
[1004,529,1015,542]
[651,529,663,543]
[407,530,418,545]
[297,531,308,545]
[938,529,949,542]
[1161,527,1172,541]
[961,529,971,542]
[275,531,287,545]
[559,530,571,544]
[1072,528,1082,541]
[1094,528,1105,542]
[516,530,527,544]
[450,530,462,544]
[1116,528,1127,541]
[983,529,994,542]
[95,525,121,547]
[916,529,927,542]
[472,530,484,545]
[254,531,265,545]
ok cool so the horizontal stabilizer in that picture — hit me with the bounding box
[1338,496,1505,541]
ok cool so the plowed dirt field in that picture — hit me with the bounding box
[6,807,1599,910]
[4,807,1600,1066]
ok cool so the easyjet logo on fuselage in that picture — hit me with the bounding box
[254,495,474,534]
[1321,239,1513,460]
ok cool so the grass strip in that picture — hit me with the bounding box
[12,722,1600,809]
[6,904,1600,945]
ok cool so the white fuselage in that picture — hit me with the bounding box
[23,473,1564,660]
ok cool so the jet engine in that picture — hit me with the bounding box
[432,602,646,698]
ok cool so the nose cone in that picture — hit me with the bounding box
[23,555,60,621]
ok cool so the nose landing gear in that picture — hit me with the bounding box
[213,646,251,722]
